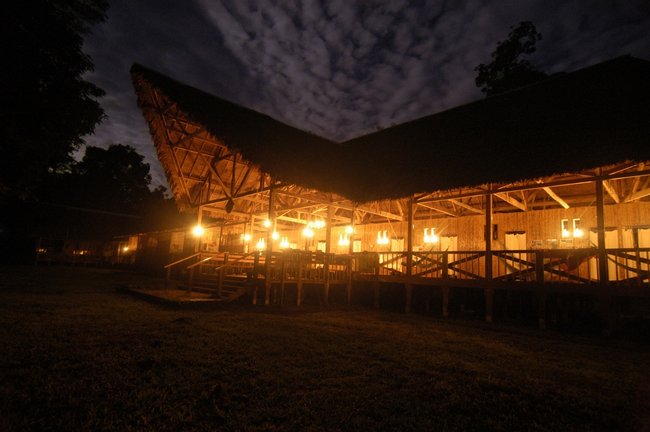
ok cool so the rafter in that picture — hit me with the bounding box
[494,192,527,211]
[602,180,620,203]
[449,199,484,215]
[542,187,570,209]
[416,202,457,217]
[624,187,650,203]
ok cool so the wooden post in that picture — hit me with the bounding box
[596,176,614,335]
[324,204,333,306]
[252,252,259,305]
[346,255,353,306]
[485,189,494,323]
[595,178,608,282]
[442,253,449,318]
[264,185,276,305]
[347,207,355,305]
[218,252,228,298]
[297,252,303,306]
[405,196,414,313]
[536,251,546,329]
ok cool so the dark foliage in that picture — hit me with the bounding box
[1,144,188,264]
[475,21,548,96]
[1,0,108,198]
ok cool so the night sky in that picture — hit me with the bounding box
[82,0,650,189]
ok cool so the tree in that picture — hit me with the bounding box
[1,0,108,198]
[35,144,187,242]
[475,21,548,96]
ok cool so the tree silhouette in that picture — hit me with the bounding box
[475,21,548,96]
[1,0,108,198]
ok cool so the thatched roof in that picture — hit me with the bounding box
[132,56,650,203]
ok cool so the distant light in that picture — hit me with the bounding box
[272,231,279,240]
[255,238,266,251]
[241,233,252,243]
[280,237,290,249]
[192,225,205,237]
[303,226,314,238]
[345,225,354,235]
[338,234,350,247]
[313,220,326,229]
[122,246,130,252]
[424,228,439,244]
[263,219,272,228]
[377,230,390,245]
[573,228,584,238]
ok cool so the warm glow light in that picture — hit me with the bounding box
[376,230,389,245]
[345,225,354,234]
[241,233,252,243]
[280,237,290,249]
[572,218,583,238]
[424,228,439,244]
[561,229,571,238]
[122,246,130,252]
[192,225,205,237]
[313,220,326,229]
[303,226,314,238]
[255,238,266,251]
[263,219,272,228]
[272,231,279,240]
[338,233,350,247]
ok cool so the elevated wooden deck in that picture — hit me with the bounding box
[163,247,649,328]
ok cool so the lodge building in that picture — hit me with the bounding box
[129,56,650,327]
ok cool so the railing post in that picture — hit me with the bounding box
[218,252,228,299]
[252,252,260,305]
[346,255,353,305]
[297,252,304,307]
[324,253,330,306]
[442,252,449,318]
[534,251,547,329]
[485,189,494,323]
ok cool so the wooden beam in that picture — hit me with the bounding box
[494,192,527,211]
[602,180,620,204]
[449,199,484,215]
[542,187,570,209]
[416,202,457,217]
[624,186,650,203]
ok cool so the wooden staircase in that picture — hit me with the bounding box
[188,273,249,302]
[164,251,260,303]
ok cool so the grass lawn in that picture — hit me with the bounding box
[0,266,649,431]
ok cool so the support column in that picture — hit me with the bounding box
[484,189,494,323]
[595,178,608,282]
[347,207,356,305]
[536,251,546,329]
[442,253,449,318]
[405,196,414,313]
[595,176,614,335]
[264,184,276,305]
[324,204,333,306]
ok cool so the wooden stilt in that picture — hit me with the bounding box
[264,184,276,306]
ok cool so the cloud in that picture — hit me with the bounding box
[83,0,650,190]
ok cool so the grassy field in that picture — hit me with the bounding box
[0,266,649,431]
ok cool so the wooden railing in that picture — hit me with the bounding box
[349,248,650,286]
[165,248,650,292]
